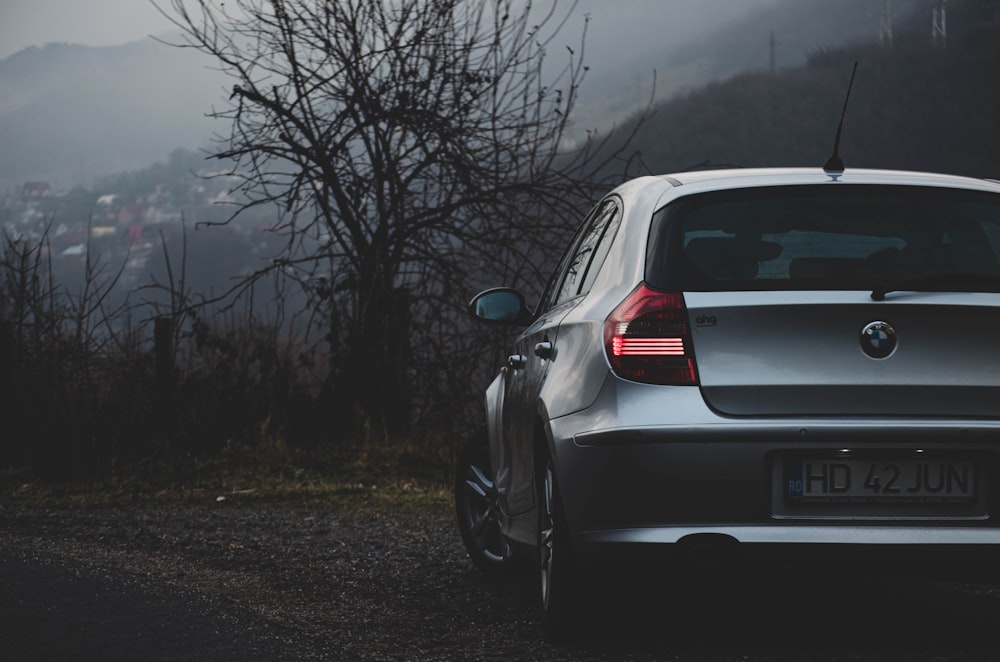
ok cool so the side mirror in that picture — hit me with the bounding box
[468,288,534,326]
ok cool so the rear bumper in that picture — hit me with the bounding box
[575,526,1000,581]
[547,376,1000,559]
[582,524,1000,547]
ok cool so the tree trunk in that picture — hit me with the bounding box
[339,257,410,441]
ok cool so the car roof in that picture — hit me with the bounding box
[653,167,1000,194]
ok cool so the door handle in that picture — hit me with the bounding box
[507,354,527,369]
[534,341,554,360]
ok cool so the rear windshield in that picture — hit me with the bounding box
[646,184,1000,292]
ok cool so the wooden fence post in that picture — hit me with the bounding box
[154,316,175,436]
[0,320,14,460]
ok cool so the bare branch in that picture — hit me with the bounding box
[158,0,648,437]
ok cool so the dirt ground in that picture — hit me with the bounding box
[0,489,558,661]
[4,490,1000,661]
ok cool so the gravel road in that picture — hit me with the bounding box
[0,490,553,661]
[3,491,1000,661]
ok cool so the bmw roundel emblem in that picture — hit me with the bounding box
[860,321,897,359]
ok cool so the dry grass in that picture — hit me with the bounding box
[1,438,454,510]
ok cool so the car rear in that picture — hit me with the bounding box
[552,169,1000,566]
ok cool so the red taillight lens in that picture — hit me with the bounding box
[604,283,697,385]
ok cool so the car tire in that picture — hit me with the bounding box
[455,431,514,575]
[538,452,581,635]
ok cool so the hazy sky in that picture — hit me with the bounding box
[0,0,781,60]
[0,0,176,58]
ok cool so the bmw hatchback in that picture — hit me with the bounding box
[455,167,1000,628]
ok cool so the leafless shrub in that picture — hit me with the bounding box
[154,0,647,441]
[0,223,140,476]
[0,224,330,479]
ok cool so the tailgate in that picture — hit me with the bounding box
[686,290,1000,417]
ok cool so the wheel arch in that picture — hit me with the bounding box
[532,413,563,526]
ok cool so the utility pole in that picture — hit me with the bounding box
[932,0,948,49]
[987,0,1000,26]
[879,0,894,46]
[769,30,778,74]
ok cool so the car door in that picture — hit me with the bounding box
[499,198,623,517]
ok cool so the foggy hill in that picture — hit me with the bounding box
[610,22,1000,180]
[571,0,921,133]
[0,0,932,191]
[0,38,223,192]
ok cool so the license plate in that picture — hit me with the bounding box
[783,457,976,504]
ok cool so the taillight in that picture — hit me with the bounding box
[604,282,698,385]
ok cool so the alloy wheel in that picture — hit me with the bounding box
[456,439,510,572]
[540,460,556,610]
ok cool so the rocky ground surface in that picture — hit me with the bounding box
[0,486,560,661]
[4,486,1000,661]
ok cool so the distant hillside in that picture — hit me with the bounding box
[0,39,223,191]
[2,0,992,194]
[0,0,926,194]
[665,0,922,86]
[615,23,1000,180]
[576,0,922,132]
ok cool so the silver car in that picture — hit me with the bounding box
[455,167,1000,629]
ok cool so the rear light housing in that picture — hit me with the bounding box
[604,282,698,385]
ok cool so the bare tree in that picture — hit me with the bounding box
[156,0,642,439]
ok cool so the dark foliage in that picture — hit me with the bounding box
[614,24,1000,179]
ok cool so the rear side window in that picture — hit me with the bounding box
[551,198,622,306]
[646,185,1000,291]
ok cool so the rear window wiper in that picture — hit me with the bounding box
[871,273,1000,301]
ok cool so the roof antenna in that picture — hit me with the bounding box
[823,61,858,174]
